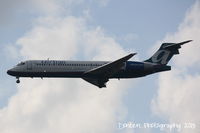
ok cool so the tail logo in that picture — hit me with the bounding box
[151,50,170,64]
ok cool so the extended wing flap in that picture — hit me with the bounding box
[82,77,108,88]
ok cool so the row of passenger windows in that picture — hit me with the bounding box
[35,63,103,67]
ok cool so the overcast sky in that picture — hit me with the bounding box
[0,0,199,133]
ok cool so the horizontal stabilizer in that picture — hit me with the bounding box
[163,40,192,49]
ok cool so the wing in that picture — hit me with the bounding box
[82,53,136,88]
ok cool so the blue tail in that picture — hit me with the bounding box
[144,40,192,65]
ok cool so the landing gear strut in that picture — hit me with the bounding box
[16,77,20,84]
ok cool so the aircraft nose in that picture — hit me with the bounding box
[7,69,15,76]
[7,69,12,75]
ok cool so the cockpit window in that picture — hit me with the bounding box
[17,62,25,66]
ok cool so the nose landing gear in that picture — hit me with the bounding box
[16,77,20,84]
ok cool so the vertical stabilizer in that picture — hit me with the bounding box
[144,40,192,65]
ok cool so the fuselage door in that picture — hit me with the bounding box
[27,61,32,70]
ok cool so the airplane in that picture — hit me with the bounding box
[7,40,192,88]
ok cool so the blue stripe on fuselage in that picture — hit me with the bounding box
[126,61,144,71]
[112,61,145,78]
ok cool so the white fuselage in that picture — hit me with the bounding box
[7,60,110,78]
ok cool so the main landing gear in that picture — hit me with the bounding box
[16,77,20,84]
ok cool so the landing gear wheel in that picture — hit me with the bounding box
[16,79,20,83]
[16,77,20,84]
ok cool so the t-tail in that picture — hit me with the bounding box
[144,40,192,65]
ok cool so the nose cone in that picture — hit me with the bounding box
[7,68,15,76]
[7,69,12,75]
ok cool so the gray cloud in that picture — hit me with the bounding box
[0,0,25,24]
[0,0,109,26]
